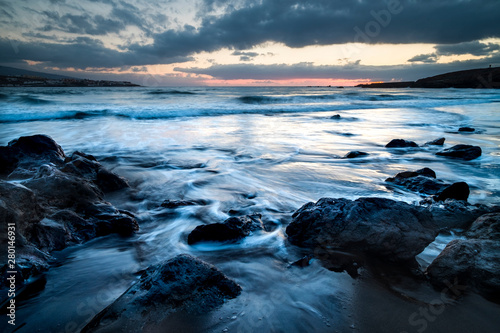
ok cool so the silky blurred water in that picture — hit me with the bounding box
[1,86,499,332]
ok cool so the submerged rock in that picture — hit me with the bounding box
[385,168,446,195]
[188,214,263,244]
[436,144,482,161]
[343,151,369,159]
[385,139,419,148]
[82,254,241,332]
[424,137,446,146]
[161,199,208,208]
[286,197,437,262]
[458,127,475,132]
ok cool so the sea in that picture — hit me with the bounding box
[1,86,499,332]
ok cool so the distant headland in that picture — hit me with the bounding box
[0,66,140,87]
[357,67,500,89]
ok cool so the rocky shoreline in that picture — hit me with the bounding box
[1,134,499,331]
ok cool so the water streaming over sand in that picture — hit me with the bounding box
[1,86,499,332]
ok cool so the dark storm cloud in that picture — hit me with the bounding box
[232,51,260,61]
[0,37,193,69]
[435,41,500,56]
[176,55,500,81]
[408,53,439,63]
[2,0,500,69]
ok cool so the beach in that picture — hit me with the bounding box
[1,86,500,332]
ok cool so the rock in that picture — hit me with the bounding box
[343,151,369,159]
[425,137,446,146]
[82,254,241,332]
[435,182,470,202]
[436,144,482,161]
[385,168,446,195]
[459,127,475,132]
[62,152,129,193]
[286,197,437,262]
[95,168,129,192]
[385,139,419,148]
[22,167,103,211]
[424,200,494,230]
[466,213,500,240]
[330,114,341,119]
[161,199,209,209]
[426,239,500,302]
[0,134,66,175]
[188,214,263,244]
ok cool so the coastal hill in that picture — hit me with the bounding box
[357,67,500,89]
[0,65,140,87]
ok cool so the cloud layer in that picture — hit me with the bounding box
[0,0,499,78]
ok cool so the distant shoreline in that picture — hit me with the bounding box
[0,75,140,87]
[357,67,499,89]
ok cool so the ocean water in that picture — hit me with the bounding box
[1,86,500,332]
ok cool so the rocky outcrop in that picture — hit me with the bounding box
[385,139,419,148]
[436,144,482,161]
[426,213,500,302]
[286,197,437,262]
[0,134,65,175]
[188,214,263,244]
[0,135,138,294]
[161,199,209,209]
[82,254,241,332]
[458,127,475,133]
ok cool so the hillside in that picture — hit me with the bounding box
[357,67,500,89]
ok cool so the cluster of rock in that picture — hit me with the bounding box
[341,136,482,161]
[384,138,482,161]
[0,135,138,293]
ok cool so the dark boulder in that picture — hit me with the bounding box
[424,200,494,230]
[385,168,446,195]
[62,152,129,193]
[188,214,263,244]
[343,151,369,159]
[22,167,103,211]
[436,144,482,161]
[466,213,500,240]
[426,239,500,302]
[330,114,342,120]
[286,197,437,262]
[0,135,66,176]
[82,254,241,333]
[458,127,475,132]
[385,139,419,148]
[435,182,470,202]
[424,137,446,146]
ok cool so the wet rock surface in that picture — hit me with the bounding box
[0,135,138,295]
[188,214,263,244]
[436,144,482,161]
[286,197,438,262]
[385,139,419,148]
[82,254,242,333]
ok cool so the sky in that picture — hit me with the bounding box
[1,0,500,86]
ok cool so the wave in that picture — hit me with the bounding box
[147,90,197,95]
[16,95,52,104]
[0,93,8,100]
